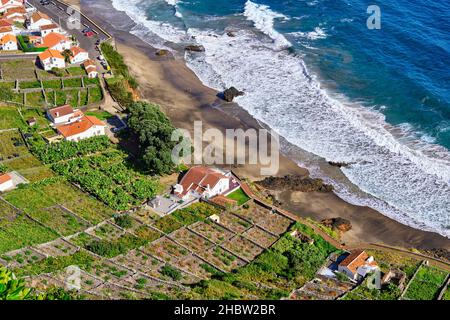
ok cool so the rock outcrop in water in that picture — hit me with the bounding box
[321,217,352,232]
[222,87,244,102]
[185,45,205,52]
[256,175,334,192]
[328,161,354,168]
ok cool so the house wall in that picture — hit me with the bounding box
[87,70,98,78]
[71,52,89,64]
[50,41,71,52]
[47,111,74,124]
[338,266,356,280]
[0,1,23,13]
[64,125,106,142]
[1,40,17,51]
[29,18,53,30]
[0,179,14,192]
[41,57,65,71]
[41,28,59,37]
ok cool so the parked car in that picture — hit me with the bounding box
[84,31,95,37]
[41,0,51,5]
[81,27,92,33]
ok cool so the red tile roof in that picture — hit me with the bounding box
[0,173,12,184]
[57,116,105,138]
[176,166,228,197]
[48,105,74,119]
[40,23,59,31]
[339,250,378,275]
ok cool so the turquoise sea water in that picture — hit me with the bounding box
[108,0,450,237]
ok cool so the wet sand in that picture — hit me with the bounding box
[81,0,450,250]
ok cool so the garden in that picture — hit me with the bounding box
[403,264,448,300]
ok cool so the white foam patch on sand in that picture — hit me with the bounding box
[244,0,292,49]
[184,29,450,237]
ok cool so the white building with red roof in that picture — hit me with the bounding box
[69,46,89,64]
[39,23,60,37]
[173,166,234,201]
[83,59,98,78]
[46,105,83,125]
[4,6,26,23]
[56,115,106,142]
[338,250,379,281]
[0,33,17,51]
[0,173,13,192]
[38,32,71,52]
[38,49,65,71]
[27,11,52,30]
[0,0,23,13]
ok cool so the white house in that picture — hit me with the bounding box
[174,166,232,201]
[83,59,98,78]
[4,6,26,23]
[0,34,17,51]
[56,115,106,142]
[0,26,13,38]
[0,173,14,192]
[46,105,83,125]
[338,250,379,281]
[39,23,60,37]
[38,49,65,71]
[0,0,23,13]
[39,32,71,52]
[69,46,89,64]
[27,11,52,29]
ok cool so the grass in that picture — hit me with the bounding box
[66,67,87,77]
[84,77,100,86]
[0,130,28,158]
[63,78,82,88]
[65,89,79,108]
[403,265,448,300]
[19,81,41,90]
[226,188,251,206]
[0,107,24,129]
[55,90,66,105]
[26,91,46,108]
[20,108,50,129]
[85,110,113,120]
[42,79,61,89]
[88,86,103,103]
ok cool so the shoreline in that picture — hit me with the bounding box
[81,0,450,250]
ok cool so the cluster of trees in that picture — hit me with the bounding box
[29,135,110,164]
[127,101,179,175]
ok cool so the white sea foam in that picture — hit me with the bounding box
[290,27,327,40]
[243,0,291,49]
[184,29,450,237]
[111,0,187,44]
[108,0,450,237]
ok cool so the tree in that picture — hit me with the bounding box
[127,101,178,174]
[62,49,73,63]
[0,267,33,300]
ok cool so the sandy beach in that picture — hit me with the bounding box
[81,0,450,250]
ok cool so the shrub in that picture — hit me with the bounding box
[114,214,133,229]
[160,264,182,281]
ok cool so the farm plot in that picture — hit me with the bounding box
[130,207,161,226]
[112,249,165,277]
[170,228,214,253]
[152,215,183,234]
[0,197,21,221]
[216,212,252,234]
[25,91,46,108]
[18,166,55,182]
[42,79,62,89]
[173,254,217,280]
[29,205,91,236]
[0,214,57,254]
[0,247,46,269]
[200,246,246,273]
[1,65,36,81]
[142,237,190,265]
[67,232,100,248]
[221,235,264,261]
[0,107,24,129]
[51,151,161,211]
[189,220,234,244]
[24,274,66,293]
[4,179,115,225]
[89,222,124,241]
[19,108,50,129]
[129,223,162,242]
[89,282,146,300]
[51,268,104,291]
[116,272,185,298]
[0,129,28,159]
[242,226,278,248]
[5,154,43,171]
[403,265,448,300]
[237,204,293,235]
[89,259,134,282]
[34,238,78,257]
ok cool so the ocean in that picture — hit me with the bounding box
[106,0,450,237]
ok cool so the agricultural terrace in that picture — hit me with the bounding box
[402,264,448,300]
[0,59,103,109]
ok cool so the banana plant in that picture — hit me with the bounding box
[0,267,33,300]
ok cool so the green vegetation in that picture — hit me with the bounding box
[19,81,41,90]
[88,86,103,103]
[0,266,33,300]
[85,234,147,258]
[342,281,401,300]
[17,35,47,53]
[0,83,14,102]
[127,101,179,174]
[42,79,61,89]
[403,265,448,300]
[63,78,82,88]
[226,188,251,206]
[85,110,113,120]
[114,214,133,228]
[0,107,24,129]
[161,264,182,281]
[189,222,337,299]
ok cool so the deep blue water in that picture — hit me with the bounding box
[110,0,450,236]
